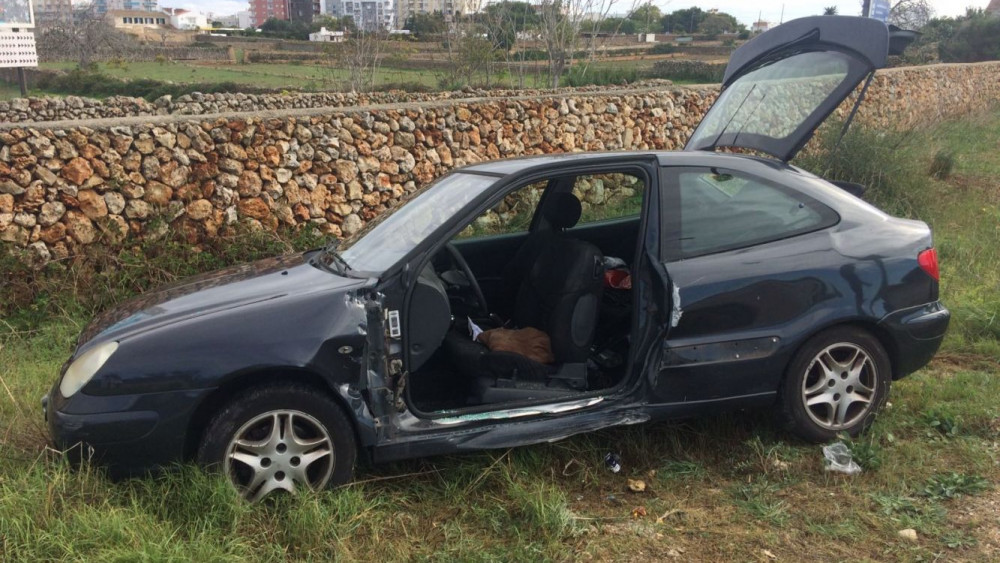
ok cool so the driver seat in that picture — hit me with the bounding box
[497,191,586,319]
[446,227,604,404]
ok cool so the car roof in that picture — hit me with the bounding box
[459,150,795,177]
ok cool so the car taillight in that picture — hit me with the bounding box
[918,248,939,281]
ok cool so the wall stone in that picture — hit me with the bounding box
[2,62,999,264]
[0,82,658,124]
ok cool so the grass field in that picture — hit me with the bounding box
[0,58,671,102]
[34,60,571,94]
[2,111,999,561]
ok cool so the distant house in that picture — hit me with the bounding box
[751,20,771,34]
[309,27,345,42]
[988,0,1000,15]
[161,7,209,30]
[107,10,170,29]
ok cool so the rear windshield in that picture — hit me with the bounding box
[688,51,852,149]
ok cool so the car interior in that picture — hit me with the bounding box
[405,171,647,413]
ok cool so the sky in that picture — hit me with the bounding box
[140,0,987,22]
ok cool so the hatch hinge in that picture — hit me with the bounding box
[832,71,876,155]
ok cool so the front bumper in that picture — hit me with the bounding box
[878,300,950,379]
[44,383,211,477]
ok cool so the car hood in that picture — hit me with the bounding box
[77,252,365,349]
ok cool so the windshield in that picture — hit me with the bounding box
[687,50,854,157]
[338,172,497,272]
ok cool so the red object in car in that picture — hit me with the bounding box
[918,248,939,281]
[604,269,632,290]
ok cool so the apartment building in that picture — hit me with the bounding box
[33,0,74,25]
[327,0,394,31]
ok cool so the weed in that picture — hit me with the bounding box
[929,149,956,179]
[731,434,797,477]
[730,480,789,525]
[657,459,708,481]
[922,408,960,438]
[840,432,883,471]
[941,530,977,549]
[921,472,990,500]
[871,492,923,518]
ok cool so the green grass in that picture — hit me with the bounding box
[2,111,1000,560]
[28,58,680,100]
[36,61,559,95]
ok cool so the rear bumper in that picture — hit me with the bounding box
[878,301,950,379]
[45,383,209,477]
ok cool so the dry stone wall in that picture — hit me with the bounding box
[0,83,662,125]
[1,62,999,265]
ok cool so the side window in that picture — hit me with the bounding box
[456,180,546,239]
[667,168,838,260]
[572,173,645,226]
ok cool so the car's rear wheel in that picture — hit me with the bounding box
[780,326,891,443]
[197,383,356,502]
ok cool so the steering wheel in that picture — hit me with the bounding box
[444,243,489,316]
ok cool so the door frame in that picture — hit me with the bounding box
[391,155,666,422]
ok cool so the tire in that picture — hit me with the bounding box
[779,326,891,443]
[196,382,357,502]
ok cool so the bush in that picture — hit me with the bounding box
[794,124,933,219]
[649,59,725,83]
[938,14,1000,63]
[34,69,280,101]
[563,66,645,87]
[1,225,326,332]
[650,43,678,55]
[929,149,955,179]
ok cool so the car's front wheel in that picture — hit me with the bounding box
[780,326,891,443]
[197,383,356,502]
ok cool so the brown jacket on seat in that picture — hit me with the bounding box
[477,327,554,365]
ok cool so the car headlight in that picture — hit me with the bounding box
[60,341,119,398]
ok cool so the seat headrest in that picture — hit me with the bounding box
[542,192,582,230]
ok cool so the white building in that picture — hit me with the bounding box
[751,20,771,34]
[237,10,253,28]
[162,7,210,30]
[328,0,394,31]
[309,26,346,41]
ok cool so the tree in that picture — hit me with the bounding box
[660,7,707,34]
[698,13,741,37]
[36,6,133,69]
[312,15,349,32]
[937,10,1000,63]
[627,3,662,34]
[482,1,538,52]
[337,31,387,92]
[890,0,934,30]
[405,12,447,37]
[259,17,310,39]
[537,0,579,88]
[823,6,838,15]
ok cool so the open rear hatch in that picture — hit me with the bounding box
[685,16,890,162]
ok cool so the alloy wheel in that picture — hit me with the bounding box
[800,342,878,431]
[223,410,335,502]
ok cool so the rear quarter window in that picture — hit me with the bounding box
[665,168,839,261]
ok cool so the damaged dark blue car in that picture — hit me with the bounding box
[45,16,948,501]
